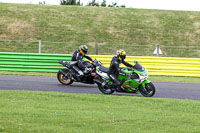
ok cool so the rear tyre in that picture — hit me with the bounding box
[57,70,73,85]
[139,82,156,97]
[98,84,114,94]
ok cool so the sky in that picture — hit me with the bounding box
[1,0,200,11]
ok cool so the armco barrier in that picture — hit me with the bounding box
[0,52,200,77]
[89,55,200,77]
[0,52,71,72]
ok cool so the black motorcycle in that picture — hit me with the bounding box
[57,59,102,85]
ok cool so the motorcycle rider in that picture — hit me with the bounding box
[108,49,133,91]
[70,45,93,81]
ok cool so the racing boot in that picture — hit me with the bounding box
[109,83,122,92]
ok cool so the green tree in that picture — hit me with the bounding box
[108,2,117,7]
[60,0,82,5]
[101,0,106,7]
[87,0,106,7]
[87,0,98,6]
[120,5,126,8]
[39,1,46,5]
[112,2,117,7]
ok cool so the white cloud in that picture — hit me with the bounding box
[130,0,200,11]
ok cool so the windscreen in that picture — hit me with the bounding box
[132,62,145,72]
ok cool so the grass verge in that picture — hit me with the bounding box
[0,71,199,83]
[0,90,200,133]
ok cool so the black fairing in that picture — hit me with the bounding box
[99,66,109,73]
[83,61,92,68]
[58,60,95,84]
[59,60,71,69]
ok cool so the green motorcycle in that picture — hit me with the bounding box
[93,60,156,97]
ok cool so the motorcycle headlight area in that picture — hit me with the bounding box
[132,71,148,83]
[130,73,140,79]
[139,71,148,81]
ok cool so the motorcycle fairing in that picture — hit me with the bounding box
[141,80,151,88]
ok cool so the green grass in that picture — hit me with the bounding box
[0,71,199,83]
[0,71,56,77]
[0,3,200,57]
[149,75,200,83]
[0,90,200,133]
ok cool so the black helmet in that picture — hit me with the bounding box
[116,49,126,60]
[79,45,88,55]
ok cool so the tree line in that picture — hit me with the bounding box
[60,0,126,7]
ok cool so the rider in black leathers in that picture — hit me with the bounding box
[71,45,93,80]
[108,49,133,91]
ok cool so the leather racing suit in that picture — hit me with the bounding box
[71,50,93,80]
[108,56,133,90]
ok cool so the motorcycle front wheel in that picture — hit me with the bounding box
[98,84,114,94]
[57,69,73,85]
[139,82,156,97]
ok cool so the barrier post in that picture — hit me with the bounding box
[39,40,42,54]
[157,45,159,57]
[95,43,98,55]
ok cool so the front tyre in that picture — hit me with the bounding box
[98,84,114,94]
[139,82,156,97]
[57,70,73,85]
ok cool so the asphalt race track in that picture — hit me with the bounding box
[0,75,199,100]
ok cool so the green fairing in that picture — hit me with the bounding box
[142,80,151,87]
[117,68,150,93]
[122,68,146,75]
[122,79,140,93]
[117,68,140,93]
[126,88,135,93]
[117,68,130,80]
[117,74,128,81]
[121,68,132,74]
[118,67,146,80]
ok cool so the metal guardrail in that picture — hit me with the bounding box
[90,55,200,77]
[0,52,199,77]
[0,52,71,72]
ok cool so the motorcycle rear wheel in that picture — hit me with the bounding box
[139,82,156,97]
[57,70,73,85]
[98,84,114,94]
